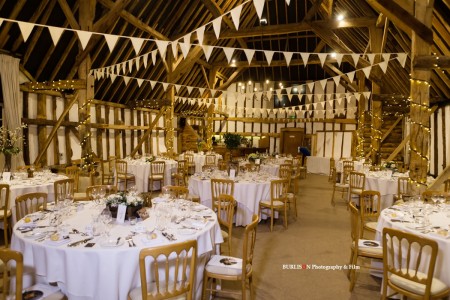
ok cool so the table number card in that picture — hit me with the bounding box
[229,169,236,179]
[2,172,11,182]
[275,155,279,159]
[255,158,260,165]
[116,204,127,224]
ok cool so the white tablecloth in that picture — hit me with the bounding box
[11,201,222,300]
[124,158,178,192]
[1,172,68,224]
[375,205,450,289]
[188,176,273,226]
[336,160,364,173]
[363,173,400,210]
[179,153,222,173]
[306,156,330,175]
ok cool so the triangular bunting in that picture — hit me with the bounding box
[187,86,193,95]
[162,83,169,91]
[347,71,355,83]
[230,5,243,30]
[156,40,169,60]
[300,52,310,66]
[174,84,181,93]
[253,0,265,20]
[284,52,293,66]
[362,66,372,78]
[179,42,191,59]
[171,41,178,60]
[379,61,388,73]
[197,26,205,45]
[332,75,341,87]
[351,53,360,66]
[223,47,235,64]
[152,51,157,65]
[382,53,391,62]
[335,53,343,66]
[363,91,371,99]
[397,53,407,67]
[48,26,64,46]
[135,56,140,70]
[110,73,117,83]
[317,53,328,67]
[367,53,376,65]
[104,34,119,52]
[319,79,327,91]
[264,50,275,66]
[122,62,127,74]
[244,49,255,64]
[307,82,314,92]
[130,37,144,54]
[183,33,192,48]
[212,17,222,39]
[128,60,133,73]
[18,21,34,42]
[123,76,131,85]
[202,45,214,61]
[75,30,92,50]
[136,79,143,87]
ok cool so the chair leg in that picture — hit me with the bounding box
[202,273,209,300]
[270,209,274,232]
[248,276,253,300]
[284,206,288,229]
[331,187,336,206]
[228,235,232,256]
[242,279,247,300]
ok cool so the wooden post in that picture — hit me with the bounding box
[356,72,365,158]
[409,0,434,194]
[205,104,215,150]
[165,50,175,156]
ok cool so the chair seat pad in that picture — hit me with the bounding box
[128,281,186,300]
[364,222,378,231]
[206,255,246,277]
[221,230,229,239]
[350,188,363,195]
[352,241,383,257]
[260,200,285,207]
[335,183,349,188]
[0,209,12,219]
[74,192,87,200]
[149,175,164,180]
[118,174,135,180]
[390,269,449,296]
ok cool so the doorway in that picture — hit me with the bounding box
[281,128,304,156]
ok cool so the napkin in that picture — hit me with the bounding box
[140,234,165,246]
[430,230,450,239]
[44,237,71,246]
[358,239,382,248]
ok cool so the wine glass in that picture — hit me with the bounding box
[98,187,106,204]
[91,188,99,204]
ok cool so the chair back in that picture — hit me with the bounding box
[382,227,440,299]
[360,190,381,221]
[270,179,289,205]
[218,159,227,171]
[86,185,117,200]
[138,240,197,300]
[349,202,361,246]
[343,160,354,169]
[176,160,187,175]
[66,166,80,192]
[216,194,236,233]
[172,172,186,186]
[279,164,292,181]
[184,153,194,165]
[151,161,166,176]
[54,178,75,203]
[349,172,366,190]
[15,192,47,220]
[161,185,189,198]
[205,154,216,166]
[397,177,411,198]
[0,249,24,300]
[422,190,450,203]
[115,160,128,176]
[0,184,10,217]
[211,179,234,202]
[341,165,354,184]
[242,215,259,278]
[445,179,450,193]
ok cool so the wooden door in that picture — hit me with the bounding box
[282,130,304,156]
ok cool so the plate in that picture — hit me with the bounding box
[406,223,429,230]
[23,290,44,300]
[100,238,125,248]
[178,228,196,235]
[24,231,47,239]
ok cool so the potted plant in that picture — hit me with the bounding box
[223,133,241,175]
[105,192,144,219]
[0,125,26,172]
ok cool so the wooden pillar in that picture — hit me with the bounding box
[356,72,365,158]
[37,94,47,167]
[165,52,175,156]
[78,0,95,172]
[205,104,215,150]
[409,0,434,193]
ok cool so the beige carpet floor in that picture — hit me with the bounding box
[212,173,382,300]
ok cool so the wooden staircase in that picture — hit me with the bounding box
[179,121,201,152]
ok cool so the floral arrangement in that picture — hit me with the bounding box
[248,153,260,162]
[0,125,26,155]
[106,192,143,207]
[223,133,242,150]
[197,140,207,152]
[383,161,396,169]
[145,155,155,162]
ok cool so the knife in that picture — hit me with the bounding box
[67,237,93,247]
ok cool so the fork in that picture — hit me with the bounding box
[125,235,136,247]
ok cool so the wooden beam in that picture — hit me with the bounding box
[57,0,80,29]
[304,0,325,21]
[130,107,167,157]
[33,94,79,166]
[0,0,26,48]
[428,164,450,190]
[386,134,410,162]
[93,0,130,31]
[365,0,433,44]
[364,115,403,158]
[413,56,450,69]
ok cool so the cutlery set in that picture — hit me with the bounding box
[162,232,176,241]
[67,237,93,247]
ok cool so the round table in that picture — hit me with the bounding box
[124,158,178,192]
[188,172,277,226]
[11,201,222,300]
[179,153,222,173]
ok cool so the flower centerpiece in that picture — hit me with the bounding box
[0,125,26,172]
[105,192,144,219]
[383,161,396,170]
[197,139,207,153]
[248,153,261,163]
[145,155,156,163]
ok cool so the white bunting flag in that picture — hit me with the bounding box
[276,89,282,99]
[362,66,372,78]
[171,41,178,60]
[332,75,341,87]
[367,53,376,65]
[297,94,303,102]
[284,52,293,66]
[187,86,193,95]
[179,42,190,59]
[307,82,314,92]
[198,88,205,96]
[317,53,328,67]
[18,21,34,42]
[123,76,130,85]
[48,26,64,46]
[196,26,205,45]
[174,84,181,93]
[130,37,144,54]
[135,56,140,70]
[128,60,133,73]
[75,30,92,50]
[382,53,391,62]
[347,71,355,83]
[285,0,291,4]
[104,34,119,52]
[335,53,343,66]
[212,17,222,39]
[300,52,310,66]
[223,47,235,63]
[202,45,214,61]
[363,91,371,99]
[230,5,243,30]
[244,49,255,64]
[253,0,265,20]
[143,53,148,68]
[162,83,169,91]
[136,79,143,87]
[287,93,293,102]
[155,40,169,60]
[351,53,360,66]
[307,94,313,102]
[122,62,127,74]
[396,53,407,67]
[183,33,191,49]
[285,87,292,95]
[149,80,156,89]
[110,73,117,83]
[264,50,275,66]
[116,64,120,75]
[152,51,157,65]
[379,60,388,73]
[319,79,327,91]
